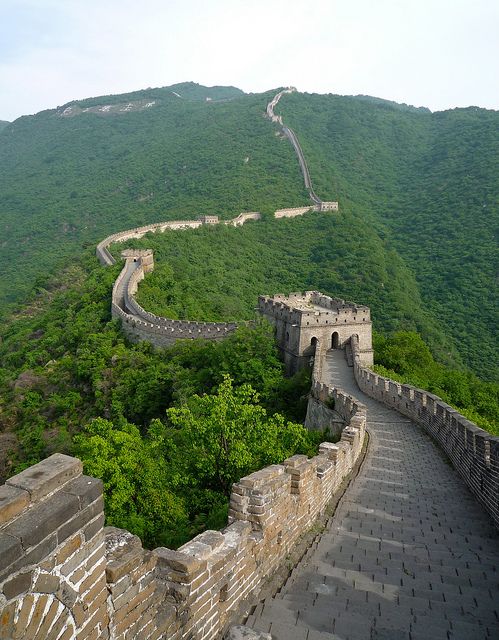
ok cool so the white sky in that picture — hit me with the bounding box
[0,0,498,121]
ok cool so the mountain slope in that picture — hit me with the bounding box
[0,84,305,312]
[0,85,497,379]
[274,93,498,379]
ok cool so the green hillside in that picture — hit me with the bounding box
[0,84,497,381]
[0,121,9,132]
[0,83,304,312]
[127,214,445,343]
[0,84,497,546]
[273,93,498,379]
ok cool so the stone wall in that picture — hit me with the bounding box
[259,292,373,374]
[351,336,499,529]
[274,207,311,218]
[111,254,240,348]
[0,454,108,640]
[96,211,261,267]
[0,395,365,639]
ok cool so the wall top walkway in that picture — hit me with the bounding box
[248,348,499,639]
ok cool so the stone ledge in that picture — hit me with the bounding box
[6,454,82,503]
[0,485,30,525]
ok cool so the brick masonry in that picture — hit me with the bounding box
[350,335,499,529]
[0,385,365,639]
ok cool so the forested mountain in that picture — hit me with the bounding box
[276,92,498,380]
[0,83,304,312]
[0,83,497,546]
[0,121,9,132]
[0,82,497,378]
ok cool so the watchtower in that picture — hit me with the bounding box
[198,215,219,224]
[121,248,154,272]
[258,291,373,374]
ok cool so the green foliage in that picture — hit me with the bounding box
[0,84,304,315]
[373,331,499,435]
[0,84,497,547]
[1,85,496,380]
[278,93,498,379]
[129,215,441,338]
[166,375,314,495]
[0,257,319,546]
[74,418,188,548]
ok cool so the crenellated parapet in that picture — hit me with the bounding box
[110,250,240,348]
[350,335,499,529]
[0,392,365,639]
[0,454,108,640]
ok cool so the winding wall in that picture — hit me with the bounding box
[350,335,499,528]
[0,386,365,640]
[267,88,322,205]
[107,214,262,346]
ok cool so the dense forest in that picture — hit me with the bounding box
[277,92,498,380]
[122,216,498,435]
[0,82,497,546]
[0,254,319,547]
[0,83,304,314]
[1,83,496,379]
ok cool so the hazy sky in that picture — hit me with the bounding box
[1,0,498,121]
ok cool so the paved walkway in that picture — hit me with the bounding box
[248,350,499,639]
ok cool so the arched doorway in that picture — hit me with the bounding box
[308,337,318,368]
[331,332,340,349]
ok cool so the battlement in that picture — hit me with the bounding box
[258,291,370,326]
[198,215,219,224]
[318,201,339,212]
[0,391,365,639]
[274,206,311,218]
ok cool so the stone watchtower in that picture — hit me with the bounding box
[258,291,374,374]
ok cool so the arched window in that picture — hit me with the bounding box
[331,332,340,349]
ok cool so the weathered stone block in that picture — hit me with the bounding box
[57,496,104,543]
[62,475,103,508]
[56,534,82,565]
[0,533,57,584]
[226,625,272,640]
[4,491,79,549]
[6,453,82,502]
[284,455,308,469]
[57,581,79,608]
[155,547,207,577]
[34,572,60,594]
[2,570,32,600]
[0,485,30,525]
[83,513,105,542]
[0,533,23,573]
[106,546,144,583]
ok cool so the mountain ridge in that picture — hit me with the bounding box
[0,83,497,380]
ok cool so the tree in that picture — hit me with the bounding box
[166,375,312,495]
[73,417,188,547]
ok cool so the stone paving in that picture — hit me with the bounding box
[247,350,499,639]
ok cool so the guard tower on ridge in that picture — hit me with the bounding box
[258,291,374,374]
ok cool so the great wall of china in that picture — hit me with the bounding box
[0,89,497,640]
